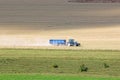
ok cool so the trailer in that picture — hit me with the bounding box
[49,39,66,46]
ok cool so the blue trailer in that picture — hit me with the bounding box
[49,39,66,46]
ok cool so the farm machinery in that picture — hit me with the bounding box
[49,39,80,46]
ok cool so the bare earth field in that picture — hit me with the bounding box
[0,0,120,50]
[0,26,120,50]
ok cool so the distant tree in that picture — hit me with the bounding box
[80,64,88,72]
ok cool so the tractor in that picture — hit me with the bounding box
[67,39,80,46]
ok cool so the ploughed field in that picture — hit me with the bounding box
[0,49,120,80]
[0,0,120,50]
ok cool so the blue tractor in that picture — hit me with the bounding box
[67,39,80,46]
